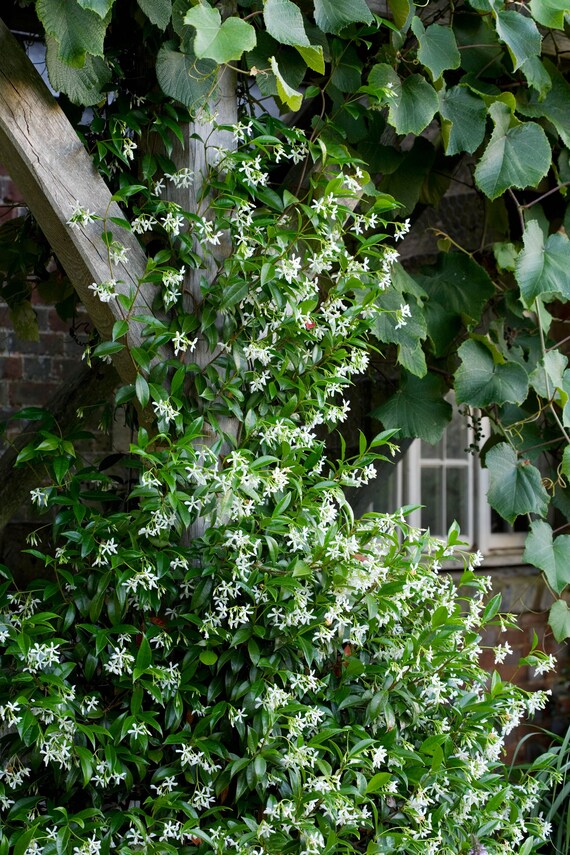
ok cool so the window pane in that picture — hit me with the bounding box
[446,412,469,459]
[421,437,443,459]
[446,467,469,536]
[421,468,443,535]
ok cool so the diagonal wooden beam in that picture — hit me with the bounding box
[0,19,164,385]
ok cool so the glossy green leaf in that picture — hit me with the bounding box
[371,372,452,444]
[549,599,570,642]
[270,56,303,111]
[455,339,529,407]
[37,0,107,65]
[313,0,373,33]
[438,86,487,155]
[45,37,111,105]
[184,4,256,63]
[485,443,549,525]
[264,0,310,46]
[494,7,541,70]
[137,0,171,30]
[515,220,570,307]
[523,520,570,594]
[411,18,460,81]
[155,42,216,109]
[474,102,551,200]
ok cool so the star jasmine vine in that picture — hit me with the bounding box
[0,115,556,855]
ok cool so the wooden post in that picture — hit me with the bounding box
[0,19,166,386]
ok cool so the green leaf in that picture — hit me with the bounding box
[474,102,551,200]
[411,18,460,81]
[371,372,452,444]
[366,772,391,793]
[313,0,373,33]
[494,7,541,71]
[45,37,111,105]
[418,253,494,355]
[184,4,256,64]
[485,443,549,525]
[37,0,107,66]
[529,0,569,28]
[199,650,218,665]
[135,375,150,408]
[134,635,152,678]
[374,289,427,378]
[562,445,570,478]
[438,86,487,156]
[155,42,216,109]
[294,44,325,74]
[521,60,570,150]
[137,0,171,29]
[264,0,310,46]
[77,0,114,16]
[529,349,567,398]
[270,56,303,111]
[523,520,570,594]
[515,220,570,308]
[455,339,529,407]
[371,65,439,135]
[549,599,570,642]
[520,56,552,99]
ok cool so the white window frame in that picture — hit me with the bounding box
[365,406,527,563]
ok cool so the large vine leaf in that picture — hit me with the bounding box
[454,339,529,407]
[474,102,551,200]
[521,56,552,99]
[184,4,256,64]
[529,0,570,28]
[45,36,111,104]
[37,0,107,65]
[438,86,487,155]
[369,65,438,135]
[373,289,427,378]
[156,42,216,109]
[417,254,494,356]
[493,7,542,71]
[523,520,570,594]
[515,220,570,307]
[371,373,452,444]
[313,0,373,33]
[137,0,172,30]
[486,443,550,524]
[549,600,570,643]
[264,0,310,46]
[411,18,460,81]
[520,60,570,150]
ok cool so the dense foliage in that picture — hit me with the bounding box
[0,115,557,855]
[5,0,570,635]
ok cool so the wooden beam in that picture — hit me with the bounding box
[0,19,164,385]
